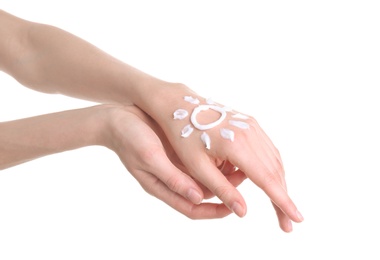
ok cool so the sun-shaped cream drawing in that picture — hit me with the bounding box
[173,96,250,149]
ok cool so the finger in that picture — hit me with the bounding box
[217,160,235,174]
[142,147,205,205]
[195,169,247,199]
[260,140,293,231]
[254,136,294,228]
[135,169,232,219]
[253,168,302,223]
[200,160,246,199]
[224,169,247,188]
[254,136,302,230]
[273,201,293,232]
[232,148,303,223]
[192,179,215,199]
[219,161,247,186]
[185,154,247,217]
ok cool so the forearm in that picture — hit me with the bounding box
[0,105,109,170]
[0,10,197,136]
[0,10,167,105]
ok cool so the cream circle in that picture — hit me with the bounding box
[190,105,227,130]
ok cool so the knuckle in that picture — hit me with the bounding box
[165,174,184,194]
[245,118,260,132]
[138,145,164,166]
[180,204,198,220]
[185,208,198,220]
[269,158,285,178]
[140,175,160,197]
[261,173,278,189]
[213,184,234,202]
[246,117,259,126]
[275,161,285,177]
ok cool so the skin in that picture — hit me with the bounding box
[0,104,246,219]
[0,9,303,232]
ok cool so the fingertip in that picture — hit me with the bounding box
[231,201,247,218]
[280,211,303,232]
[282,220,293,233]
[295,210,304,222]
[186,188,203,205]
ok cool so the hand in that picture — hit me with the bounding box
[140,84,304,232]
[102,105,247,219]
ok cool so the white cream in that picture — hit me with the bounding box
[229,120,250,129]
[206,98,215,105]
[184,96,200,104]
[220,128,234,141]
[201,132,211,149]
[173,109,189,120]
[223,106,233,112]
[174,96,251,149]
[232,113,249,120]
[181,124,194,137]
[191,105,226,130]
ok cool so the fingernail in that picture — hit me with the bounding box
[187,189,202,204]
[287,220,293,232]
[296,210,304,222]
[231,202,245,217]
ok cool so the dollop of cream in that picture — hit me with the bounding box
[181,124,194,138]
[206,98,215,105]
[229,120,250,129]
[223,106,233,112]
[173,109,189,120]
[191,105,227,130]
[184,96,200,104]
[232,113,249,120]
[220,128,235,141]
[201,132,211,149]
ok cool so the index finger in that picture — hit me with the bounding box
[232,146,304,223]
[184,153,248,218]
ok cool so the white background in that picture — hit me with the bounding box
[1,1,379,259]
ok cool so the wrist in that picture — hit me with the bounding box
[95,104,149,151]
[132,81,196,119]
[90,104,124,149]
